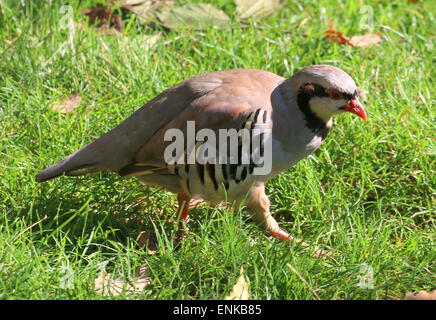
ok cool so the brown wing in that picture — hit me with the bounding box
[119,69,283,178]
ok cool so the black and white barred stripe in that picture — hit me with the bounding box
[171,108,269,194]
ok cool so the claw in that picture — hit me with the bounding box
[268,228,336,260]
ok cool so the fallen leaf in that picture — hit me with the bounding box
[155,3,230,30]
[325,22,351,45]
[82,5,123,32]
[136,230,158,254]
[349,34,382,48]
[53,94,82,113]
[326,22,383,48]
[225,267,250,300]
[121,0,172,22]
[404,290,436,300]
[236,0,283,20]
[94,264,151,296]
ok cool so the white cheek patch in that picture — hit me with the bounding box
[309,97,347,121]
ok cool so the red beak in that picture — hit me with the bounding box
[342,98,367,122]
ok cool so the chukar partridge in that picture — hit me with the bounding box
[37,65,367,253]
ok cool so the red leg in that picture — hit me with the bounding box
[268,229,310,247]
[138,193,192,251]
[177,193,190,227]
[246,185,334,260]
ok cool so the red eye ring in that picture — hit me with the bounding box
[326,89,343,100]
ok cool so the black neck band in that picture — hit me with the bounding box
[296,83,331,139]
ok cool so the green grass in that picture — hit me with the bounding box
[0,0,434,300]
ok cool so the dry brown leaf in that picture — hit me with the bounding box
[326,22,382,49]
[404,290,436,300]
[53,94,82,113]
[154,3,230,30]
[121,0,172,22]
[325,22,351,45]
[136,230,158,254]
[236,0,283,20]
[122,2,229,30]
[349,34,382,48]
[82,5,123,32]
[94,264,151,296]
[225,267,250,300]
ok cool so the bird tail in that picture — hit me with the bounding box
[36,146,100,182]
[36,79,197,182]
[36,114,146,183]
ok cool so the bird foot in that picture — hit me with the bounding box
[268,229,335,260]
[173,229,189,243]
[188,198,208,209]
[175,215,190,242]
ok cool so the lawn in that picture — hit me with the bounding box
[0,0,434,300]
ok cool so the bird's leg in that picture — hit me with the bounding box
[176,192,191,228]
[245,184,300,242]
[172,193,192,243]
[246,184,330,259]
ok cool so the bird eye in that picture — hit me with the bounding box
[326,89,343,100]
[301,83,315,91]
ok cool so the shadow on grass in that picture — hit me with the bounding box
[26,172,185,253]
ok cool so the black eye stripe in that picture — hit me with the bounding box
[343,88,358,100]
[300,83,356,100]
[300,83,328,97]
[342,92,355,100]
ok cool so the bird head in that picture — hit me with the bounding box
[284,65,367,123]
